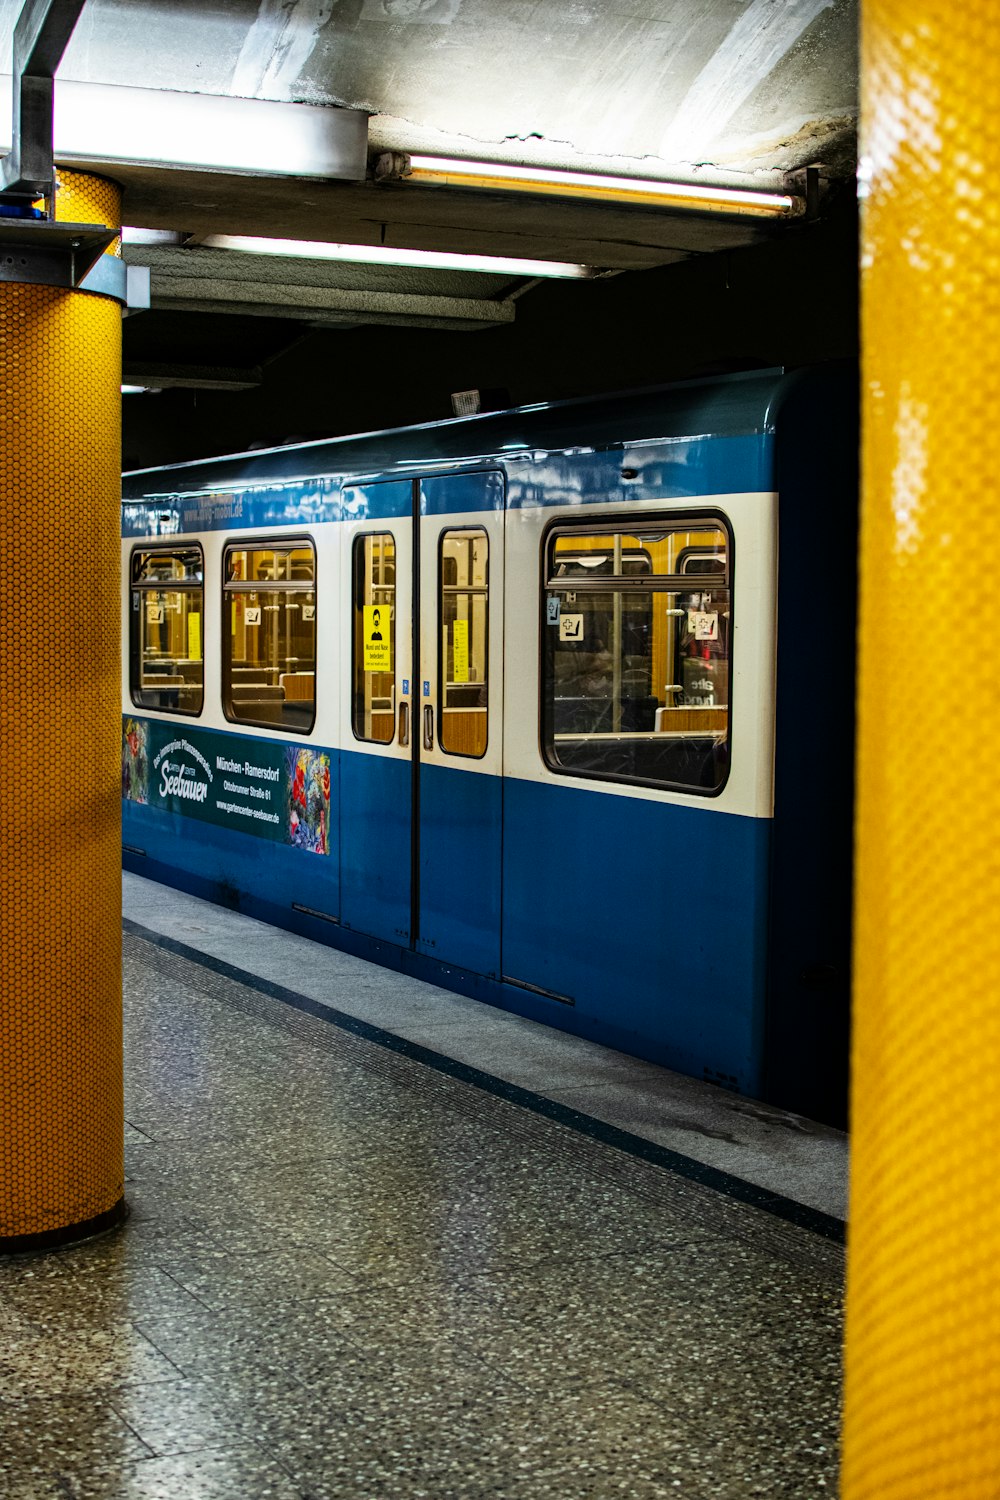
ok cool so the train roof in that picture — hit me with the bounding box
[121,364,838,501]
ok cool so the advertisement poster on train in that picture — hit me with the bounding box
[122,718,330,854]
[286,746,330,854]
[122,717,149,803]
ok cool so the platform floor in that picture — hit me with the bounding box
[0,876,847,1498]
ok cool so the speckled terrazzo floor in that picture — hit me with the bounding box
[123,872,850,1222]
[0,932,844,1499]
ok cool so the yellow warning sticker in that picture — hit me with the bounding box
[188,611,201,661]
[452,619,469,682]
[363,604,392,671]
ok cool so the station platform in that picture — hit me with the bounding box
[0,873,848,1498]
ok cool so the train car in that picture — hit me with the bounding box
[121,366,857,1128]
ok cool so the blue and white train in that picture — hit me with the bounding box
[121,367,856,1127]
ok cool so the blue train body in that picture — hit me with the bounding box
[121,367,856,1126]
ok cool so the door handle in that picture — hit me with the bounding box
[423,704,434,750]
[398,701,410,747]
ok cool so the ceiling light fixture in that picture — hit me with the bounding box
[0,77,367,181]
[380,154,803,220]
[200,234,598,280]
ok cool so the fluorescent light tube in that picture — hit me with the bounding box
[201,234,597,279]
[404,155,803,219]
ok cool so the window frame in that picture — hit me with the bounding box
[538,510,734,797]
[128,541,205,719]
[437,524,490,761]
[221,533,318,735]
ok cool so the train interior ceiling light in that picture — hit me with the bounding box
[377,154,806,220]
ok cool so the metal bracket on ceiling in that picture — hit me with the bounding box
[0,1,135,298]
[781,166,824,221]
[0,215,151,306]
[0,217,114,282]
[1,0,88,212]
[373,151,411,184]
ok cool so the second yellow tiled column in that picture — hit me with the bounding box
[845,0,1000,1492]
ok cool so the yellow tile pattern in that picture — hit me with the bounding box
[844,0,1000,1493]
[53,169,122,255]
[0,173,124,1242]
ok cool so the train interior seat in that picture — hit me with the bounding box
[279,671,315,702]
[229,682,286,725]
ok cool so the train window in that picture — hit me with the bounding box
[222,539,316,733]
[541,521,731,793]
[676,546,726,576]
[129,545,204,716]
[439,528,488,758]
[352,532,396,743]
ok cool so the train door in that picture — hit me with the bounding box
[339,482,415,944]
[340,470,505,977]
[416,472,505,975]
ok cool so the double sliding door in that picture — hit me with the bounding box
[340,470,505,976]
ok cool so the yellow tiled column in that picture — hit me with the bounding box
[844,0,1000,1493]
[0,171,125,1250]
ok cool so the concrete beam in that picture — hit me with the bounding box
[125,244,520,332]
[122,361,263,392]
[144,282,516,332]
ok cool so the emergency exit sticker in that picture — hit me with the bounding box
[362,605,391,670]
[687,610,718,640]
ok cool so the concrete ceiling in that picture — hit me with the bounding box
[0,0,857,180]
[0,0,858,390]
